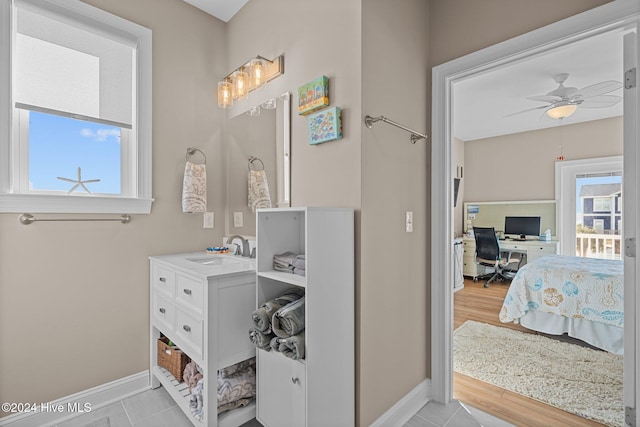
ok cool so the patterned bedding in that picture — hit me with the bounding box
[500,254,623,328]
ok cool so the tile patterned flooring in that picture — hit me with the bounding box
[54,385,515,427]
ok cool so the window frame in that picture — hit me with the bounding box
[594,197,612,212]
[0,0,152,214]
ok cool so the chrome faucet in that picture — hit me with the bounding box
[226,234,251,257]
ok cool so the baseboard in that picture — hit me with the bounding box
[369,378,431,427]
[0,371,150,427]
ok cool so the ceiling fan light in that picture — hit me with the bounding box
[546,103,577,119]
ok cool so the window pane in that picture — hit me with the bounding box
[28,111,121,195]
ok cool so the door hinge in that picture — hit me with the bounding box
[625,238,636,258]
[626,406,636,427]
[625,68,637,89]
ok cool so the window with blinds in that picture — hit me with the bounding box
[0,0,152,213]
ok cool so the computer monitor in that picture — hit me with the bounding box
[504,216,541,239]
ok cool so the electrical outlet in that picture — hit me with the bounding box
[406,211,413,232]
[203,212,214,229]
[233,212,243,228]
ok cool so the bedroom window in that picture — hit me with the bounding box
[0,0,153,214]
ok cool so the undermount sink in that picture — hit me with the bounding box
[186,255,244,265]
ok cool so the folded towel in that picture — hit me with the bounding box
[293,255,306,270]
[251,290,304,332]
[248,327,274,351]
[273,263,295,273]
[248,170,272,213]
[217,364,256,407]
[189,377,205,421]
[293,266,306,277]
[278,332,305,360]
[274,251,297,266]
[183,361,203,392]
[272,296,305,338]
[182,161,207,213]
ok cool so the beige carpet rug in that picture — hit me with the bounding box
[454,320,624,427]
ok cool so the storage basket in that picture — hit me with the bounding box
[157,337,189,382]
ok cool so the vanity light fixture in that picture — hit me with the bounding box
[546,102,578,120]
[216,55,284,109]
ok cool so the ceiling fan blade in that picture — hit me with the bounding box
[526,95,561,103]
[578,95,622,108]
[503,105,548,118]
[573,80,622,99]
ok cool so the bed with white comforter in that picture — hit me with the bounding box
[500,254,624,354]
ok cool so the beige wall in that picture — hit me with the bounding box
[464,117,623,203]
[0,0,228,410]
[0,0,615,425]
[361,1,429,425]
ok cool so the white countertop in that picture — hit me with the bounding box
[149,252,256,278]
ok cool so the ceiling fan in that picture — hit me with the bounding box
[506,73,622,119]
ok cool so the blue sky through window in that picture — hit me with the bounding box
[28,111,121,194]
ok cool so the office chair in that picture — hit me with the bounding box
[473,226,523,288]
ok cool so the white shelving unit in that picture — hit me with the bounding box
[255,207,355,427]
[149,254,257,427]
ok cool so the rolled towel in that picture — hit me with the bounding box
[272,296,305,338]
[270,336,281,352]
[251,290,304,332]
[248,327,274,351]
[278,332,305,360]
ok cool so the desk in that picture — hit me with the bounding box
[462,237,559,280]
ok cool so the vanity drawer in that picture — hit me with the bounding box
[152,293,175,332]
[175,308,204,359]
[152,264,175,298]
[175,274,205,316]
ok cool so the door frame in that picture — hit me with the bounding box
[430,1,640,424]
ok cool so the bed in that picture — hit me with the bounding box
[500,254,624,354]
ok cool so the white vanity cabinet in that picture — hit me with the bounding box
[149,254,257,427]
[255,207,355,427]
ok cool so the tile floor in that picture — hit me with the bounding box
[54,385,515,427]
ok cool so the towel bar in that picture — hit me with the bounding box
[19,213,131,225]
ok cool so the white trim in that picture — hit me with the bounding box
[431,0,640,418]
[0,371,150,427]
[369,379,431,427]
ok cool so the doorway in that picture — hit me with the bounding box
[431,2,640,426]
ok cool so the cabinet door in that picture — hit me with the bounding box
[257,350,306,427]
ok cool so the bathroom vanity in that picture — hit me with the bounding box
[149,252,256,427]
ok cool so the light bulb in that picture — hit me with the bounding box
[232,69,249,100]
[249,58,265,90]
[217,80,232,108]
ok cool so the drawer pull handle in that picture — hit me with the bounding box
[183,325,191,332]
[159,277,166,283]
[183,289,192,295]
[159,308,166,314]
[291,377,299,384]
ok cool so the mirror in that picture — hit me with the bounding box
[226,92,290,236]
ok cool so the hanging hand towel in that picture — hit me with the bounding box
[248,169,272,213]
[182,161,207,213]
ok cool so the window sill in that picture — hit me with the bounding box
[0,193,153,214]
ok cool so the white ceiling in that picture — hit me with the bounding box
[182,0,249,22]
[453,28,624,141]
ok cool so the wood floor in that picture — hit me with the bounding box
[453,278,607,427]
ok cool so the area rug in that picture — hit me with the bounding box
[453,320,623,427]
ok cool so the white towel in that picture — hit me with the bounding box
[182,161,207,213]
[248,169,272,213]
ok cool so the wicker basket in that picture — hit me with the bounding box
[157,337,189,382]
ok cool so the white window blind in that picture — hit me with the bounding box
[14,1,134,128]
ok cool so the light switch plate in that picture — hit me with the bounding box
[233,212,243,228]
[406,211,413,232]
[203,212,214,229]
